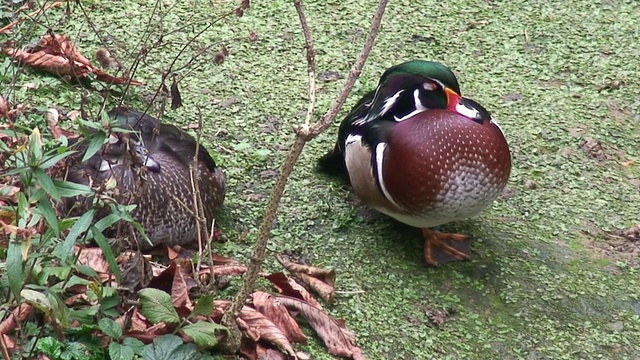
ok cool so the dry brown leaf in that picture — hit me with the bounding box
[239,306,298,359]
[0,96,8,119]
[276,254,336,286]
[265,272,323,310]
[76,246,111,282]
[2,32,143,86]
[296,272,335,303]
[252,291,307,344]
[277,296,364,360]
[171,263,192,309]
[257,345,288,360]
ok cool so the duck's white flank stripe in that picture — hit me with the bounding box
[345,133,362,147]
[375,143,402,208]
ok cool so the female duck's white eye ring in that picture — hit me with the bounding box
[422,82,437,91]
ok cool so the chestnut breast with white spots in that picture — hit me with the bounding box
[379,109,511,228]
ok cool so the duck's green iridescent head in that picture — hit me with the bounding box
[365,60,482,122]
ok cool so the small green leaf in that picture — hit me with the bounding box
[28,127,44,162]
[53,180,93,198]
[76,265,99,279]
[109,342,135,360]
[92,228,121,283]
[7,240,23,302]
[138,288,180,325]
[36,194,59,234]
[54,209,95,262]
[33,168,60,201]
[122,337,145,355]
[98,318,123,339]
[94,213,121,232]
[188,294,214,319]
[39,150,76,169]
[21,289,52,313]
[82,131,107,162]
[181,321,227,348]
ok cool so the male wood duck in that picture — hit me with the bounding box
[319,60,511,266]
[66,107,225,250]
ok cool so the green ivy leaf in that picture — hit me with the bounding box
[138,288,180,325]
[181,321,227,348]
[98,317,123,339]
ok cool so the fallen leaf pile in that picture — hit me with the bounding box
[0,239,365,359]
[2,31,143,86]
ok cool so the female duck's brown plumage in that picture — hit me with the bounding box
[66,107,225,250]
[319,60,511,266]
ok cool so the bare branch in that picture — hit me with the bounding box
[220,0,388,353]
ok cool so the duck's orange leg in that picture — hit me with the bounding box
[422,228,472,267]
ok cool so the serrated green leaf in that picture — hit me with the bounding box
[53,209,95,262]
[181,321,227,348]
[109,342,135,360]
[81,131,107,162]
[188,294,214,319]
[99,317,123,339]
[142,334,182,360]
[7,240,23,302]
[141,334,213,360]
[139,288,180,325]
[122,337,145,355]
[92,228,121,283]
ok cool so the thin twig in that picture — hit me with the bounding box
[219,0,388,353]
[0,2,64,35]
[294,0,316,130]
[308,0,388,138]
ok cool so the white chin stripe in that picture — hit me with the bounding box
[455,102,481,120]
[374,143,402,209]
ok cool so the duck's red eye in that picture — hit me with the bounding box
[422,82,437,91]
